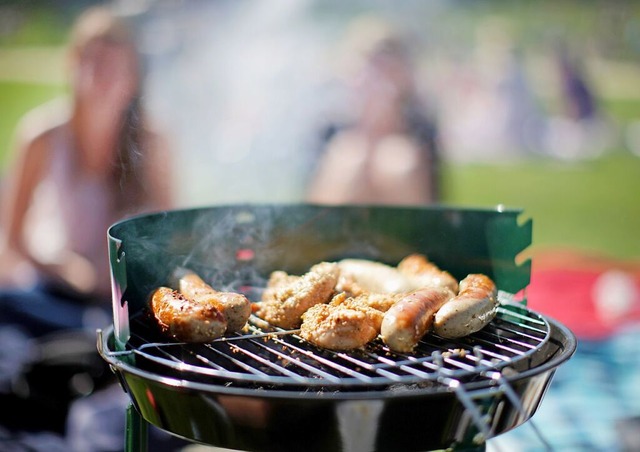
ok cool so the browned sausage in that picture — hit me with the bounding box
[337,259,415,294]
[179,273,252,333]
[433,274,498,338]
[151,286,227,342]
[397,254,459,293]
[380,286,454,353]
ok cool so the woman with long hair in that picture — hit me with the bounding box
[0,6,172,334]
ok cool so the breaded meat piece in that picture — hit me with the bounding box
[300,293,384,351]
[254,262,340,329]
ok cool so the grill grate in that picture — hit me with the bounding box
[107,300,550,391]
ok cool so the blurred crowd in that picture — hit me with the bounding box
[105,0,639,210]
[1,2,639,204]
[0,1,638,451]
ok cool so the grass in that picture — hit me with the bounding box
[441,153,640,259]
[0,5,70,47]
[0,81,65,166]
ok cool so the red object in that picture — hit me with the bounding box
[235,248,255,262]
[525,249,640,340]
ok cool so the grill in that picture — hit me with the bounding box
[98,204,576,451]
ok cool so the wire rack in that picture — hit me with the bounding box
[106,301,550,391]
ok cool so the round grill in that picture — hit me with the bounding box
[101,204,577,451]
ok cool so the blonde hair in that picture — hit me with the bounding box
[68,6,149,213]
[346,15,407,60]
[68,6,135,55]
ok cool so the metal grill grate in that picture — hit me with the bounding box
[107,300,550,390]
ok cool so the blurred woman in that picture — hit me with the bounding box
[0,6,173,335]
[306,17,440,205]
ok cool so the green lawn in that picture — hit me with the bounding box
[0,81,65,166]
[441,154,640,259]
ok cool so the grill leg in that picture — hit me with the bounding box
[125,403,148,452]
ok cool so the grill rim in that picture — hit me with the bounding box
[97,305,576,400]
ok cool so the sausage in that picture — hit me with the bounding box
[397,254,459,293]
[380,286,454,353]
[338,259,414,294]
[433,274,498,339]
[179,273,252,333]
[151,286,227,342]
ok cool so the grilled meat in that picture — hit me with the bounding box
[300,293,384,350]
[397,253,459,293]
[380,286,455,353]
[254,262,340,329]
[337,259,415,294]
[179,272,252,333]
[151,287,227,342]
[433,274,498,339]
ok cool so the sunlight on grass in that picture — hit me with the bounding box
[441,153,640,259]
[0,82,65,166]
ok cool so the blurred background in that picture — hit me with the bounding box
[1,0,639,451]
[1,0,639,257]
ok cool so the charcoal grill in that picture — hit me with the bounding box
[98,204,576,451]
